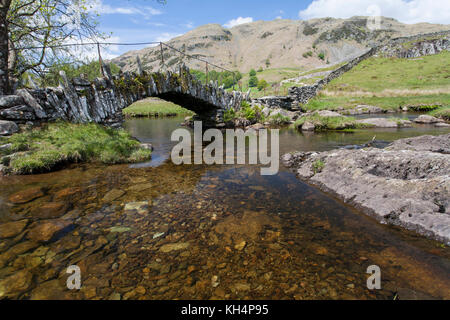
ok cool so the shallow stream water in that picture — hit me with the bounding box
[0,115,449,300]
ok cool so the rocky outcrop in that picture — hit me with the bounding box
[0,65,247,128]
[378,31,450,58]
[282,133,450,244]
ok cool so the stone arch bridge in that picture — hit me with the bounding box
[0,64,248,128]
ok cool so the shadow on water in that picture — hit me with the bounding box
[0,116,449,300]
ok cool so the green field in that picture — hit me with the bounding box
[123,98,194,117]
[306,51,450,111]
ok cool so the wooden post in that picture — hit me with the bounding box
[97,43,105,77]
[206,62,209,85]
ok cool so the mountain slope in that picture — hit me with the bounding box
[112,16,449,74]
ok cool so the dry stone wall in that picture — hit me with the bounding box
[0,65,247,129]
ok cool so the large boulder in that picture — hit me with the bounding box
[0,95,24,110]
[0,120,19,136]
[414,115,443,124]
[301,121,316,131]
[0,105,36,121]
[316,110,342,117]
[356,118,411,128]
[341,105,383,115]
[282,134,450,245]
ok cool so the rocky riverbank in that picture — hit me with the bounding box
[282,134,450,245]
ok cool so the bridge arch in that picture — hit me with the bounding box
[0,65,248,127]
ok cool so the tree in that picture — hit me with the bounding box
[257,79,268,91]
[248,75,258,88]
[0,0,167,95]
[249,69,256,77]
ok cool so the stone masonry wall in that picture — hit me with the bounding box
[0,64,247,128]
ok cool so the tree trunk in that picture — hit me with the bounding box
[0,0,11,95]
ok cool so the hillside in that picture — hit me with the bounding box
[305,50,450,112]
[112,16,449,74]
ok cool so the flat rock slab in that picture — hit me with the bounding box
[282,133,450,245]
[356,118,411,128]
[414,115,443,124]
[0,120,19,136]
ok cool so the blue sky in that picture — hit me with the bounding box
[91,0,449,58]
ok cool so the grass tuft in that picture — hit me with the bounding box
[2,122,151,174]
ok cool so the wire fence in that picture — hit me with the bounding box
[16,41,243,91]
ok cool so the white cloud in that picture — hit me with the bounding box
[224,17,253,28]
[155,33,183,43]
[89,0,162,19]
[183,21,195,29]
[299,0,450,24]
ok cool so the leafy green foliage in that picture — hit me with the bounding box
[41,60,121,87]
[240,101,256,121]
[190,69,241,89]
[312,159,325,174]
[257,79,268,91]
[249,69,257,77]
[223,107,237,123]
[248,75,258,88]
[318,52,326,60]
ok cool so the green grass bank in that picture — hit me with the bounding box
[0,122,151,174]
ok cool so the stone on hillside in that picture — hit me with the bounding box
[16,89,47,119]
[301,121,316,131]
[0,105,36,121]
[0,95,24,109]
[261,107,271,117]
[356,118,399,128]
[140,143,153,151]
[0,220,29,238]
[27,220,73,242]
[9,187,44,204]
[316,110,342,117]
[270,108,289,118]
[414,115,443,124]
[0,120,19,136]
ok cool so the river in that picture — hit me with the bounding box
[0,115,449,300]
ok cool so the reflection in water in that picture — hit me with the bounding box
[0,117,449,300]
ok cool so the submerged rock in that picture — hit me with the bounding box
[0,269,33,299]
[0,220,29,239]
[282,134,450,245]
[8,187,44,204]
[27,220,73,243]
[124,201,149,215]
[102,189,125,202]
[159,242,190,253]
